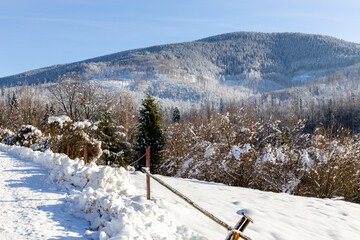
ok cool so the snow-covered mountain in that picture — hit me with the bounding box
[1,32,360,104]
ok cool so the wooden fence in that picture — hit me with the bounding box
[52,141,89,164]
[54,143,254,240]
[137,147,254,240]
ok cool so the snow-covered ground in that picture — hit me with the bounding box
[0,150,90,240]
[0,144,202,240]
[132,172,360,239]
[1,143,359,240]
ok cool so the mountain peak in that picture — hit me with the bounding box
[1,31,359,94]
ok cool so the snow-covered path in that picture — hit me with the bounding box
[0,150,90,240]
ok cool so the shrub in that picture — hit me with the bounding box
[16,125,43,147]
[57,120,102,163]
[0,128,15,142]
[30,136,51,152]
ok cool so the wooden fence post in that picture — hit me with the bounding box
[146,146,150,200]
[84,142,88,164]
[53,141,56,153]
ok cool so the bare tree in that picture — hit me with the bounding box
[49,73,103,121]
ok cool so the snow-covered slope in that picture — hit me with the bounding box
[1,143,359,240]
[1,32,360,95]
[131,172,360,240]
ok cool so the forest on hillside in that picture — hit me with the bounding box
[2,32,360,94]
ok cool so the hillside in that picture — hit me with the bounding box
[1,32,360,95]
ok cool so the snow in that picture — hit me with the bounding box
[0,150,90,240]
[18,125,42,138]
[1,143,360,240]
[131,172,360,240]
[0,143,202,239]
[48,115,72,128]
[302,150,314,166]
[231,144,251,160]
[115,132,126,138]
[180,158,193,171]
[204,146,215,158]
[73,120,92,129]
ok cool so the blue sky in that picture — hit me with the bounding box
[1,0,360,77]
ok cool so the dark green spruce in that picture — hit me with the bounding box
[135,93,164,172]
[96,105,128,166]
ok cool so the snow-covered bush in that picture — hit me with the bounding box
[30,136,51,152]
[162,109,260,186]
[162,105,360,202]
[16,125,43,147]
[58,119,102,163]
[48,115,73,136]
[298,127,360,201]
[253,145,307,194]
[2,125,43,147]
[46,116,102,163]
[0,128,15,142]
[1,134,17,145]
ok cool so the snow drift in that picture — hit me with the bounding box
[0,143,204,239]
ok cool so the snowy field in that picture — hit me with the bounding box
[0,143,359,239]
[132,172,360,239]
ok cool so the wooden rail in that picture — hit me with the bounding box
[128,153,146,167]
[141,167,253,240]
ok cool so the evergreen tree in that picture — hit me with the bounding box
[172,107,181,123]
[11,92,18,108]
[219,98,225,113]
[135,93,164,172]
[7,92,18,108]
[96,105,128,166]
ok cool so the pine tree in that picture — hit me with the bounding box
[7,92,18,108]
[135,93,164,172]
[96,105,128,166]
[172,107,181,123]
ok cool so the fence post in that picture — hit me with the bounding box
[146,146,150,200]
[84,142,88,164]
[53,141,56,153]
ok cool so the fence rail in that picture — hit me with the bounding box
[141,163,253,240]
[127,153,146,167]
[53,142,254,239]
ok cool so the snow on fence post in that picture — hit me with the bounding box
[224,212,253,240]
[84,142,88,164]
[146,146,150,200]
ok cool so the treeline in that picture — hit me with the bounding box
[0,77,165,171]
[0,76,359,203]
[0,74,138,137]
[0,74,139,167]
